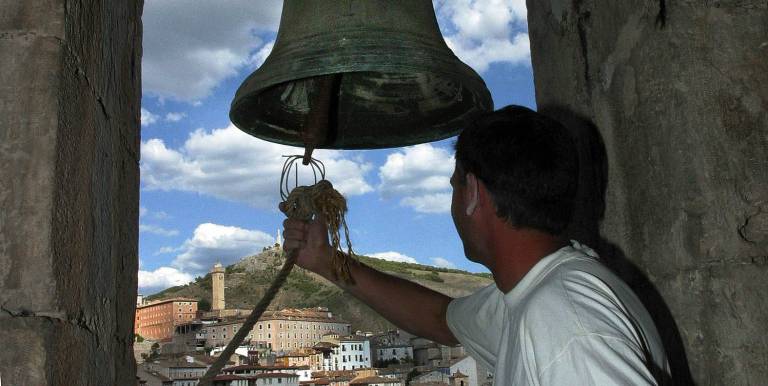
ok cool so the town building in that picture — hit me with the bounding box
[369,331,413,368]
[409,355,488,386]
[276,349,323,369]
[135,298,198,340]
[336,336,371,371]
[410,337,466,367]
[349,375,402,386]
[220,365,303,385]
[212,374,248,386]
[202,319,245,348]
[260,308,352,351]
[315,334,372,371]
[248,372,300,386]
[202,308,351,352]
[141,355,211,385]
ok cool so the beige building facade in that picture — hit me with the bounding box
[202,308,351,351]
[254,308,351,351]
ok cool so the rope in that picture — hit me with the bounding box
[198,250,297,384]
[198,157,353,385]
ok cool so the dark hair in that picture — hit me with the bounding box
[454,105,578,235]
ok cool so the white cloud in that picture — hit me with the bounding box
[139,224,180,237]
[378,144,454,213]
[141,108,159,126]
[140,124,373,208]
[400,193,453,214]
[367,251,419,264]
[164,112,186,122]
[171,223,274,273]
[249,40,275,68]
[142,0,282,102]
[152,211,170,220]
[138,266,194,293]
[431,257,456,269]
[140,207,170,220]
[436,0,530,72]
[155,246,181,255]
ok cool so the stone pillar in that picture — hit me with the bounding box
[0,1,142,384]
[527,0,767,384]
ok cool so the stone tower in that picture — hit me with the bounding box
[211,262,225,311]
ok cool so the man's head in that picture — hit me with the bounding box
[452,105,578,238]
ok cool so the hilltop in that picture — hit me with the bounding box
[146,246,493,332]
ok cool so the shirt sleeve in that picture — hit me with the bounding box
[446,284,505,370]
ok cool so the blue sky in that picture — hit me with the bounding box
[138,0,535,295]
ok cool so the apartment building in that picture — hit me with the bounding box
[135,298,198,340]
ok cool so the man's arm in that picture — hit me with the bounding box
[283,217,458,345]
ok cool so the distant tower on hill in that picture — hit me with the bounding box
[276,228,283,248]
[211,262,225,311]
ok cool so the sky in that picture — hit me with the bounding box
[138,0,536,295]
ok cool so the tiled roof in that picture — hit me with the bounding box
[251,372,299,378]
[137,297,198,309]
[213,374,246,381]
[301,378,331,385]
[223,364,307,372]
[350,376,399,385]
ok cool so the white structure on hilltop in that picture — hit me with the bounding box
[276,228,283,248]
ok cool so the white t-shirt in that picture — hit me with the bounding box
[447,241,670,385]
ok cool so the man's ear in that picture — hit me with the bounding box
[465,173,479,216]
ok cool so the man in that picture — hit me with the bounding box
[283,106,670,385]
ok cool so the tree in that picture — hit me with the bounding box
[148,342,161,360]
[198,298,211,311]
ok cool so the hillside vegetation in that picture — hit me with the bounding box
[146,247,493,332]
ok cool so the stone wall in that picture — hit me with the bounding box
[527,0,767,384]
[0,1,142,384]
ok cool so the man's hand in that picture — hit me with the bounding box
[283,211,458,346]
[282,216,333,278]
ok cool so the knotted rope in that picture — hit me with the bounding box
[198,156,354,385]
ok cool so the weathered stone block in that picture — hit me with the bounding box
[528,0,768,383]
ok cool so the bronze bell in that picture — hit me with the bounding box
[230,0,493,151]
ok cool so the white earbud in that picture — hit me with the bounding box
[465,199,477,216]
[465,178,479,216]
